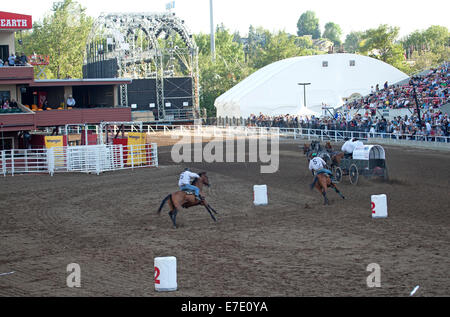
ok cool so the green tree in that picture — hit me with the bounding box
[401,26,449,59]
[344,31,364,53]
[323,22,342,46]
[401,30,427,57]
[244,25,270,64]
[295,35,314,49]
[297,11,321,39]
[251,31,304,69]
[18,0,93,79]
[423,25,450,52]
[195,25,252,117]
[358,24,410,73]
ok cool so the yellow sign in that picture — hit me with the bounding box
[45,136,65,167]
[127,133,146,165]
[45,136,64,148]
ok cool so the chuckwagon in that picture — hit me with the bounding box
[333,145,388,185]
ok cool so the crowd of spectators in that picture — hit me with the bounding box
[345,62,449,111]
[247,108,449,141]
[0,52,29,67]
[244,62,450,141]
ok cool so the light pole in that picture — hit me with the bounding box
[298,83,311,109]
[210,0,215,62]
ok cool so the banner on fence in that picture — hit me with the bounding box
[45,136,66,168]
[45,136,64,148]
[127,133,146,165]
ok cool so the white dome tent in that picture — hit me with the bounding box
[214,53,409,118]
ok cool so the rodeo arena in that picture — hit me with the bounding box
[0,10,449,300]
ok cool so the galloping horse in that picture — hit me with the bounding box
[157,172,218,228]
[304,142,346,204]
[313,172,346,205]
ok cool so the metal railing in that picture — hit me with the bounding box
[1,144,158,176]
[137,124,450,144]
[1,149,49,176]
[36,122,450,146]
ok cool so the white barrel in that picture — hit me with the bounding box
[371,194,388,218]
[154,257,177,292]
[253,185,268,206]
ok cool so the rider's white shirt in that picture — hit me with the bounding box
[178,171,200,187]
[309,157,327,171]
[341,140,354,153]
[342,140,364,154]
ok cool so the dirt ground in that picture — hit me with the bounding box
[0,138,449,297]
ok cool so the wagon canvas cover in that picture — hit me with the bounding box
[353,145,386,160]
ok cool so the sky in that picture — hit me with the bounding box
[2,0,449,39]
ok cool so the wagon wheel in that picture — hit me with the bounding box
[349,164,359,185]
[333,166,343,184]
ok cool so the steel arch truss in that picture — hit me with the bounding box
[85,12,199,120]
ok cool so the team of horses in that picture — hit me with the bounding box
[302,140,345,169]
[158,141,347,228]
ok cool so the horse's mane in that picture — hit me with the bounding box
[192,172,206,185]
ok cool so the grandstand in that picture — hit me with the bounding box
[341,61,449,120]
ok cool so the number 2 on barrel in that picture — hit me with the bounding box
[154,267,161,284]
[371,202,376,214]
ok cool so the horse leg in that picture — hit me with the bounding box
[168,195,182,229]
[207,204,219,215]
[168,208,178,228]
[314,179,328,205]
[330,183,346,199]
[317,176,329,205]
[204,205,217,222]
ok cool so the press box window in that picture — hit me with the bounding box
[322,61,328,67]
[350,60,356,67]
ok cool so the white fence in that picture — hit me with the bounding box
[2,144,158,176]
[143,124,450,144]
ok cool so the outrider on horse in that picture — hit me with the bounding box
[308,153,346,205]
[157,172,218,228]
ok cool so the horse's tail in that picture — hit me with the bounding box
[157,194,171,214]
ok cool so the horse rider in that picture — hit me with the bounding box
[178,168,202,201]
[309,152,335,189]
[341,138,364,157]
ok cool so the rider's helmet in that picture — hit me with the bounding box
[184,167,190,172]
[311,152,318,157]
